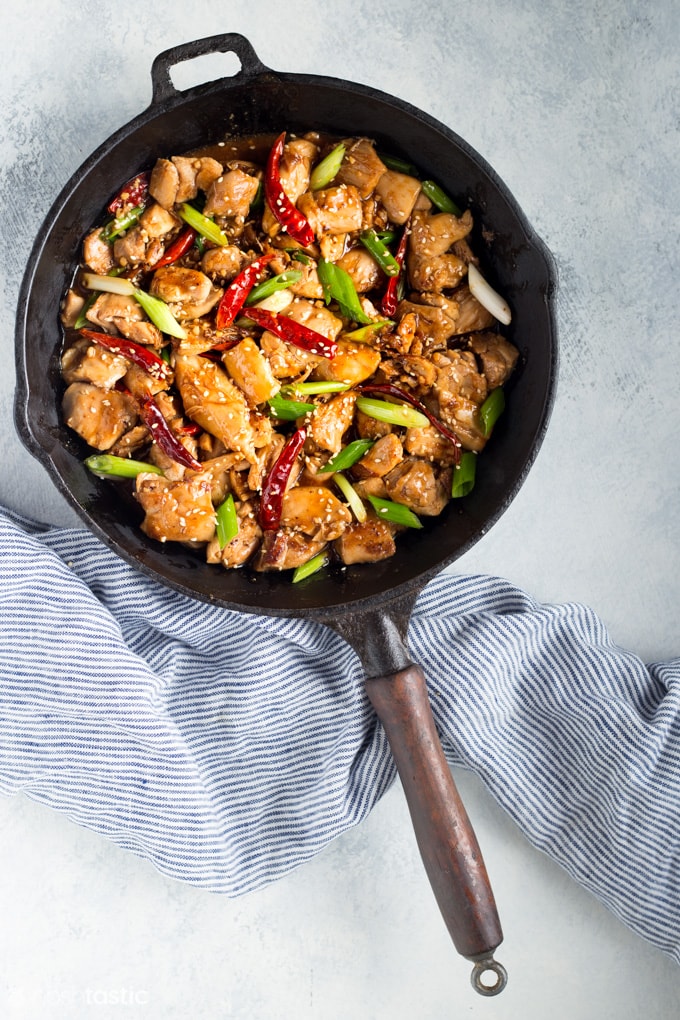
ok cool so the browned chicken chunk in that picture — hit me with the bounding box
[62,383,138,450]
[383,457,450,516]
[136,474,216,543]
[334,517,396,564]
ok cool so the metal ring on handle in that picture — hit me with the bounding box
[470,957,508,996]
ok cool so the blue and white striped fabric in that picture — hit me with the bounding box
[1,505,679,963]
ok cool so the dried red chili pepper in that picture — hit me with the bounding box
[139,396,203,472]
[107,172,150,216]
[359,382,461,460]
[80,329,170,381]
[264,133,315,247]
[259,426,307,530]
[153,227,197,269]
[215,253,275,329]
[380,221,410,317]
[243,307,337,359]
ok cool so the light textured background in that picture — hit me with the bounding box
[2,1,680,1017]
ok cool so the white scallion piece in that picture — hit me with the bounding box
[81,273,187,340]
[81,272,135,296]
[253,288,295,314]
[467,262,512,326]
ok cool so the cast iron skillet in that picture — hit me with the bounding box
[14,34,557,996]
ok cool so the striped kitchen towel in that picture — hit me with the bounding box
[0,505,678,963]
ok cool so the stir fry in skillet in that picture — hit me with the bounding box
[59,131,518,579]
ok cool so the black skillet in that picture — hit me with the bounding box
[14,34,558,996]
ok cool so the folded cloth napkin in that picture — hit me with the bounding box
[1,505,678,963]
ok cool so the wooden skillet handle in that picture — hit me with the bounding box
[365,664,507,995]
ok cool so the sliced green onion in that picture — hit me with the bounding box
[319,439,375,474]
[160,345,172,365]
[379,153,419,176]
[100,205,144,242]
[249,180,264,212]
[317,258,372,324]
[451,451,477,498]
[367,495,423,529]
[216,494,239,548]
[292,551,329,583]
[283,381,350,396]
[359,229,400,277]
[333,472,367,523]
[178,203,229,246]
[355,395,429,429]
[342,320,393,342]
[133,288,187,340]
[310,143,346,190]
[420,180,462,216]
[80,272,188,339]
[85,454,163,479]
[289,250,311,265]
[467,262,512,325]
[245,270,302,305]
[267,393,317,420]
[375,230,396,244]
[479,388,505,437]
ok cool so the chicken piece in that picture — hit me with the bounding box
[139,202,180,239]
[84,293,164,349]
[149,158,180,209]
[262,137,318,235]
[310,339,381,387]
[82,229,115,275]
[355,408,393,440]
[447,284,496,335]
[396,298,460,348]
[432,350,489,452]
[203,168,260,219]
[353,434,404,479]
[408,251,467,292]
[335,138,387,199]
[61,338,128,389]
[375,170,421,224]
[280,485,352,541]
[268,252,324,300]
[253,528,327,572]
[172,155,224,203]
[297,184,363,238]
[194,453,250,505]
[136,474,216,544]
[222,336,280,405]
[384,458,450,516]
[284,297,344,341]
[246,431,286,494]
[173,353,259,461]
[336,247,381,293]
[334,517,396,565]
[307,392,357,454]
[403,425,460,466]
[201,245,246,282]
[113,226,148,267]
[259,330,322,379]
[122,361,169,401]
[109,425,149,459]
[376,355,437,392]
[62,382,137,450]
[468,333,519,389]
[319,234,348,263]
[409,209,473,257]
[206,500,262,568]
[352,476,389,501]
[150,266,222,320]
[60,289,85,328]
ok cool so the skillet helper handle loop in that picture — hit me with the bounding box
[150,33,269,106]
[365,664,507,995]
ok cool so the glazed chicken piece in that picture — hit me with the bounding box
[279,485,352,541]
[333,517,397,565]
[375,170,421,225]
[468,332,519,389]
[408,250,467,293]
[335,138,387,199]
[336,247,381,293]
[82,229,115,275]
[268,253,325,300]
[262,137,318,236]
[284,297,344,341]
[61,338,128,389]
[409,209,473,257]
[403,425,460,466]
[448,285,497,334]
[222,336,280,406]
[206,499,262,568]
[173,353,260,461]
[113,226,150,267]
[310,339,381,387]
[150,266,222,320]
[203,167,260,219]
[353,433,404,479]
[62,382,138,450]
[259,330,322,379]
[85,293,163,348]
[136,473,216,544]
[253,529,327,571]
[383,458,450,516]
[201,245,246,282]
[148,155,223,208]
[307,392,357,454]
[297,184,363,237]
[395,298,460,348]
[139,202,180,239]
[432,350,489,451]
